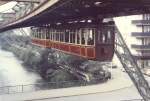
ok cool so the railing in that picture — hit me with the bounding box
[0,79,144,101]
[0,78,105,95]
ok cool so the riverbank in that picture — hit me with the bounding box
[0,31,112,84]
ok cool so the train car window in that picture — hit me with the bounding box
[102,34,106,43]
[58,30,60,41]
[37,29,39,38]
[51,30,53,41]
[35,31,37,38]
[45,29,47,39]
[108,30,111,39]
[49,29,51,40]
[56,31,59,41]
[70,30,75,43]
[35,29,37,38]
[38,29,40,38]
[84,29,88,45]
[63,30,65,42]
[65,30,69,42]
[37,29,38,38]
[58,31,61,42]
[36,29,38,38]
[73,30,75,43]
[87,29,94,45]
[40,29,43,39]
[97,30,101,44]
[46,29,49,39]
[42,29,44,39]
[39,29,41,39]
[34,29,36,38]
[81,29,85,45]
[38,32,40,39]
[107,30,112,43]
[46,33,48,39]
[36,32,37,38]
[35,30,37,38]
[60,31,63,42]
[43,29,46,39]
[55,30,57,41]
[54,30,57,41]
[31,29,34,38]
[76,30,80,44]
[51,29,53,40]
[53,30,55,41]
[32,32,34,38]
[98,26,113,44]
[36,32,38,38]
[40,29,42,39]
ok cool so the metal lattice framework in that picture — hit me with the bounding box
[115,27,150,101]
[0,0,42,25]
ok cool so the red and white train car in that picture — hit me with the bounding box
[31,21,115,61]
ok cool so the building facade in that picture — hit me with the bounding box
[132,14,150,68]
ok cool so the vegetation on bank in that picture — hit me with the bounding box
[0,32,111,85]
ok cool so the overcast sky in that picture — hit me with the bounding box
[0,2,16,13]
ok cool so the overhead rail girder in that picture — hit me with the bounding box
[4,0,150,28]
[2,0,150,31]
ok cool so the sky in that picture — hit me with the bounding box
[0,2,17,13]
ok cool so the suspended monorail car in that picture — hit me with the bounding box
[31,21,115,61]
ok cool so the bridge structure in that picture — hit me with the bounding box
[0,0,150,101]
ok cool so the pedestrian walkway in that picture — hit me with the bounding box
[0,68,141,101]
